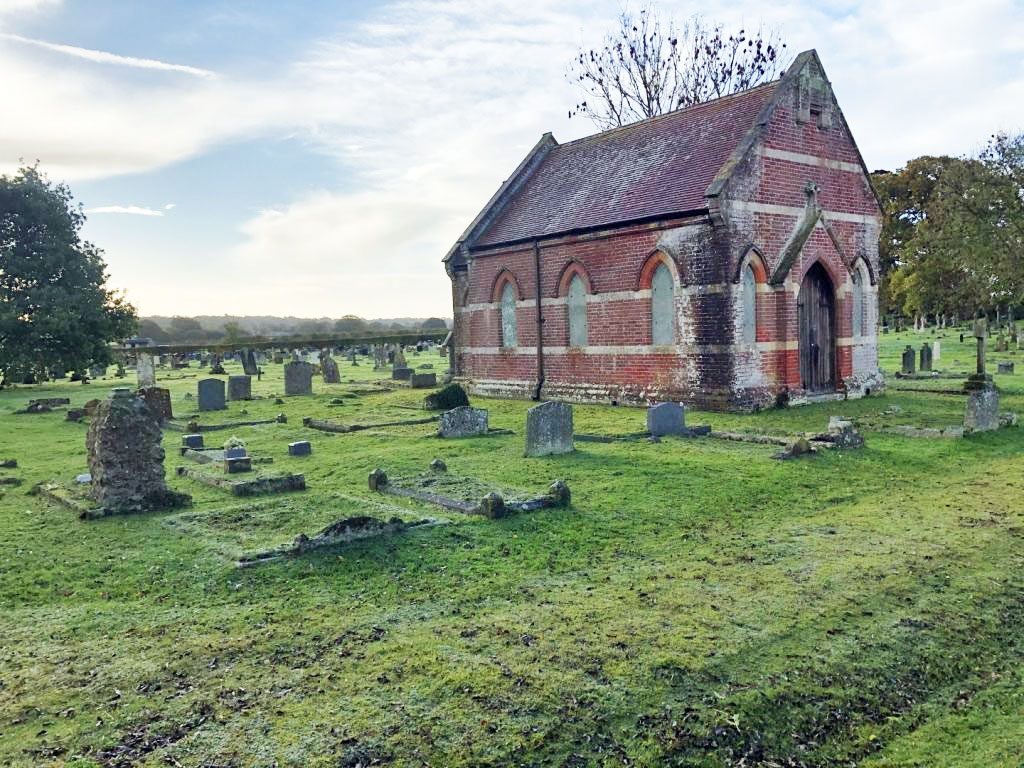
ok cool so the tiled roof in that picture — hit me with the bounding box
[473,82,778,248]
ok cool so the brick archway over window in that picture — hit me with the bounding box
[637,250,680,291]
[555,260,594,297]
[490,269,522,303]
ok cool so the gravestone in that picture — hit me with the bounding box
[272,352,284,364]
[919,343,933,372]
[136,352,156,388]
[86,388,189,513]
[998,361,1015,374]
[965,387,1000,432]
[932,340,941,361]
[89,365,107,379]
[827,416,865,449]
[394,347,407,368]
[182,434,204,449]
[410,372,437,388]
[209,353,226,375]
[392,366,413,381]
[524,401,574,457]
[288,440,312,456]
[241,349,259,376]
[646,402,686,436]
[901,346,915,375]
[438,406,489,438]
[320,354,341,384]
[284,361,314,396]
[137,386,173,422]
[227,375,252,401]
[197,378,226,411]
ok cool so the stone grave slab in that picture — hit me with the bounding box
[646,402,686,436]
[227,375,252,401]
[438,406,488,438]
[410,372,437,388]
[284,361,314,395]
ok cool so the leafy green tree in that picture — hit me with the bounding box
[221,321,250,345]
[420,317,448,330]
[0,165,136,383]
[137,318,169,343]
[168,316,206,342]
[334,315,367,333]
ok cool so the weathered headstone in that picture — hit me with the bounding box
[392,366,413,381]
[827,416,865,448]
[198,378,226,411]
[932,340,941,361]
[241,349,259,376]
[227,375,252,401]
[137,386,173,422]
[646,402,686,436]
[974,315,988,376]
[919,343,933,372]
[524,401,574,457]
[965,387,1000,432]
[998,361,1015,375]
[320,354,341,384]
[182,434,204,449]
[410,372,437,389]
[901,346,915,375]
[438,406,489,438]
[136,352,156,388]
[86,388,189,513]
[373,345,387,370]
[394,347,407,368]
[209,353,226,375]
[284,361,314,396]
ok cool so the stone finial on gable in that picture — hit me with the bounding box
[794,64,832,129]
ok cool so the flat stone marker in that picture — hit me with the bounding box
[647,402,686,436]
[410,372,437,388]
[288,440,312,456]
[224,456,252,474]
[137,386,173,422]
[998,361,1015,374]
[284,361,314,396]
[392,366,413,381]
[136,351,156,388]
[525,401,574,457]
[182,434,204,449]
[198,378,226,411]
[965,387,1000,432]
[227,375,252,401]
[438,406,489,438]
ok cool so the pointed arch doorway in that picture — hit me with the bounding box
[798,262,836,393]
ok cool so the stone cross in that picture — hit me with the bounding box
[974,315,988,376]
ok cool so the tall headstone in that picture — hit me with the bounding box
[136,352,156,388]
[227,375,252,401]
[137,386,173,422]
[965,387,1000,432]
[974,315,988,377]
[919,343,932,372]
[320,353,341,384]
[394,347,407,368]
[524,401,574,457]
[284,361,314,396]
[241,349,259,376]
[209,353,226,375]
[932,340,941,361]
[901,346,915,375]
[86,388,189,513]
[647,402,686,436]
[198,378,226,411]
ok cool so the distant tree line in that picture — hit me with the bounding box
[137,314,449,345]
[873,131,1024,328]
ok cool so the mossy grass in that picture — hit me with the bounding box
[1,332,1022,766]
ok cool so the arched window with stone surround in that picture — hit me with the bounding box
[651,262,675,345]
[741,264,757,345]
[567,274,587,346]
[851,269,863,338]
[500,282,518,348]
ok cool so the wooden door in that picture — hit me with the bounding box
[798,263,836,392]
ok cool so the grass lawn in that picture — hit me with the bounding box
[1,330,1022,767]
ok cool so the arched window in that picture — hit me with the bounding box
[567,274,587,346]
[500,282,518,348]
[651,262,675,345]
[742,264,757,344]
[847,268,864,335]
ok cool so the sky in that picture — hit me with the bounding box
[1,0,1023,319]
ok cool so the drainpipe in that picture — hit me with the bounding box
[533,239,545,400]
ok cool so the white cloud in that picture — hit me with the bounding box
[4,0,1024,317]
[85,205,165,216]
[163,203,175,210]
[0,32,215,77]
